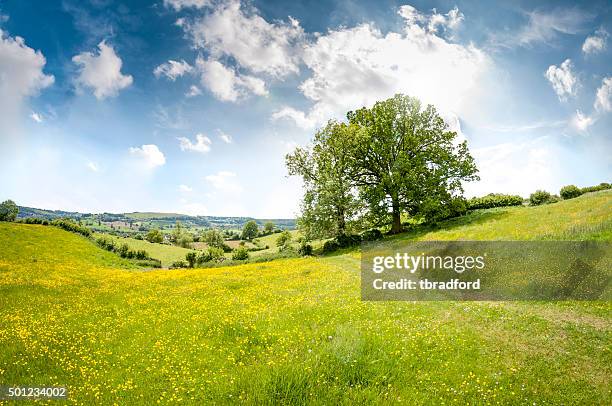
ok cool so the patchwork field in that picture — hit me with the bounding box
[0,191,610,404]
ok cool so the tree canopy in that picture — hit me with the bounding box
[286,94,479,237]
[241,220,259,240]
[0,200,18,222]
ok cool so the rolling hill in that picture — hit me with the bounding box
[1,190,610,404]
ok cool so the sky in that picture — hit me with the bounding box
[0,0,611,218]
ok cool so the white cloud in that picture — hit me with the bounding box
[178,184,193,192]
[87,161,99,172]
[217,129,232,143]
[185,85,202,97]
[72,41,133,99]
[177,133,211,153]
[196,57,267,102]
[30,112,43,123]
[545,59,576,101]
[153,59,193,80]
[128,144,166,168]
[582,28,608,55]
[205,170,242,192]
[183,0,303,77]
[0,29,54,136]
[490,8,592,48]
[273,5,489,129]
[398,5,464,35]
[163,0,210,10]
[571,110,595,133]
[594,77,612,112]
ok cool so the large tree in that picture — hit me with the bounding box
[286,120,364,240]
[241,220,259,240]
[0,200,18,222]
[347,94,478,233]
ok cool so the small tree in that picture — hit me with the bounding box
[146,229,164,243]
[276,230,292,251]
[560,185,582,200]
[232,247,249,260]
[0,200,18,222]
[241,220,258,240]
[185,252,197,268]
[202,229,225,248]
[263,221,275,234]
[529,190,552,206]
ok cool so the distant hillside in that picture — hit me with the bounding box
[17,206,296,231]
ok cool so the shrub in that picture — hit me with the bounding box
[276,230,292,251]
[529,190,552,206]
[51,219,91,237]
[361,229,383,242]
[95,236,116,251]
[298,243,313,256]
[560,185,582,200]
[232,247,249,260]
[581,182,611,194]
[116,243,130,258]
[146,229,164,243]
[135,250,148,260]
[170,260,188,268]
[322,239,340,254]
[0,200,18,222]
[335,233,361,248]
[467,193,523,210]
[185,252,197,268]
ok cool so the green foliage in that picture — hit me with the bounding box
[241,220,259,240]
[185,252,197,268]
[560,185,582,200]
[19,217,50,225]
[51,219,92,237]
[298,242,313,256]
[322,239,340,254]
[170,260,187,268]
[0,200,18,222]
[361,229,383,241]
[276,230,293,251]
[263,221,275,234]
[529,190,554,206]
[196,246,225,265]
[580,182,611,194]
[232,247,249,260]
[467,193,524,210]
[145,229,164,243]
[202,229,225,248]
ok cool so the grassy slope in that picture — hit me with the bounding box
[96,233,193,267]
[0,192,610,404]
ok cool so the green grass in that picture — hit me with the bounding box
[0,191,610,404]
[95,233,193,267]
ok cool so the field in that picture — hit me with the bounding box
[0,191,610,404]
[94,234,193,267]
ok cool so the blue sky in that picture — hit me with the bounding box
[0,0,610,217]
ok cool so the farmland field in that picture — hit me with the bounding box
[0,191,610,404]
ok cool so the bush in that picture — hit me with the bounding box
[185,252,197,268]
[116,243,130,258]
[560,185,582,200]
[467,193,523,210]
[170,260,188,268]
[135,250,148,260]
[95,236,116,251]
[232,247,249,261]
[322,239,340,254]
[335,233,361,248]
[276,230,292,251]
[581,182,611,194]
[361,229,383,241]
[298,243,313,256]
[196,247,225,265]
[146,229,164,243]
[51,219,91,237]
[529,190,553,206]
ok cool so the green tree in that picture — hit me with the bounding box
[145,229,164,243]
[276,230,292,251]
[263,221,275,234]
[286,120,363,240]
[241,220,259,240]
[0,200,18,222]
[202,229,225,248]
[185,252,197,268]
[232,247,249,260]
[347,94,479,233]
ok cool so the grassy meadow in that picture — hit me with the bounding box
[0,191,610,404]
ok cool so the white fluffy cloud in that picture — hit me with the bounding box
[0,29,54,136]
[129,144,166,168]
[582,29,608,55]
[183,0,303,77]
[72,41,133,99]
[177,133,212,153]
[196,57,267,102]
[185,85,201,97]
[545,59,576,101]
[594,77,612,112]
[205,170,242,192]
[273,6,489,129]
[153,59,193,80]
[163,0,210,10]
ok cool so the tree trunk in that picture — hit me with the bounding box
[336,206,346,236]
[390,199,402,234]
